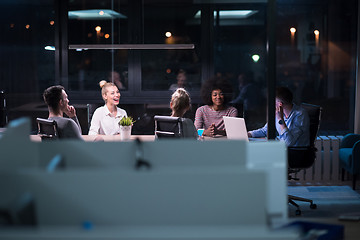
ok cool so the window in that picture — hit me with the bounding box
[0,0,55,107]
[68,0,129,92]
[1,0,358,135]
[212,5,267,130]
[277,0,358,134]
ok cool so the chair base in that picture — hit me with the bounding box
[288,194,317,216]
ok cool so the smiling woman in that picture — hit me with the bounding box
[194,76,238,137]
[88,81,128,135]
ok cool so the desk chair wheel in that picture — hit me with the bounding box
[310,203,317,209]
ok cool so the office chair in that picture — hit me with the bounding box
[288,103,322,215]
[339,133,360,190]
[154,115,184,139]
[36,118,58,140]
[86,103,102,130]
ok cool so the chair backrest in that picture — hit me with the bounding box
[87,103,103,129]
[288,103,322,169]
[301,103,322,147]
[36,118,58,140]
[154,115,184,139]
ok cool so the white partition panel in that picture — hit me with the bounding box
[0,119,297,239]
[247,140,288,221]
[19,168,266,227]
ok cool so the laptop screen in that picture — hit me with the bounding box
[223,116,249,141]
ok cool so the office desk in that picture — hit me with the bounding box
[30,134,265,142]
[30,134,155,142]
[0,225,298,240]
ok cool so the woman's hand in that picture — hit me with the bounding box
[203,123,215,137]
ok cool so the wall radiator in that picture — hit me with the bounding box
[293,136,350,185]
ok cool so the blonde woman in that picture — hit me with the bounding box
[88,81,127,135]
[170,88,198,139]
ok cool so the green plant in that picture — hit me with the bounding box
[119,116,135,126]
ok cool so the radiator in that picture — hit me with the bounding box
[293,136,347,185]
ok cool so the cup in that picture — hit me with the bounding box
[197,129,204,140]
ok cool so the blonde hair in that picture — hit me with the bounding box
[171,88,191,116]
[99,80,117,102]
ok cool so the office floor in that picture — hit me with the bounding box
[288,182,360,240]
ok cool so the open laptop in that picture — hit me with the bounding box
[223,116,249,141]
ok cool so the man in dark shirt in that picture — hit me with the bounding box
[43,85,83,140]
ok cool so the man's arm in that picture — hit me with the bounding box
[248,123,268,138]
[64,118,83,140]
[279,112,309,146]
[70,116,82,133]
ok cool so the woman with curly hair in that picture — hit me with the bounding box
[194,76,238,137]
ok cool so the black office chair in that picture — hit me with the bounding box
[86,103,102,130]
[154,115,184,139]
[288,103,322,215]
[36,118,59,140]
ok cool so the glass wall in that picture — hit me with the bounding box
[0,0,55,108]
[142,2,201,91]
[276,0,358,134]
[213,4,267,130]
[68,0,129,92]
[0,0,358,135]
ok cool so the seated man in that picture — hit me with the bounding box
[43,85,83,140]
[248,87,309,147]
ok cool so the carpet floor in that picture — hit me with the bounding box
[288,186,360,218]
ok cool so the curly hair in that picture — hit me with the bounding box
[200,76,233,105]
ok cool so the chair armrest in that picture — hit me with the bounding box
[340,133,360,148]
[288,146,317,153]
[288,146,316,169]
[351,140,360,172]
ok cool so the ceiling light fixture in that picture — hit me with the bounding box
[194,10,258,19]
[68,9,126,20]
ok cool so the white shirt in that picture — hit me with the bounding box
[88,105,128,135]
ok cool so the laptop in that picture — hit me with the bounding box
[223,116,249,141]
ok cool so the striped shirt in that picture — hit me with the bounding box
[194,105,238,130]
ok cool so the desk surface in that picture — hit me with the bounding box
[29,135,267,142]
[30,135,156,142]
[29,135,225,142]
[0,225,298,240]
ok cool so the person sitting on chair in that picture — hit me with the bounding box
[169,88,197,139]
[194,76,238,137]
[169,69,190,91]
[248,87,310,147]
[88,81,127,135]
[43,85,83,139]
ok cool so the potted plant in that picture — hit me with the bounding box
[119,116,135,140]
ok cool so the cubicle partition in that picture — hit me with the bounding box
[0,118,295,239]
